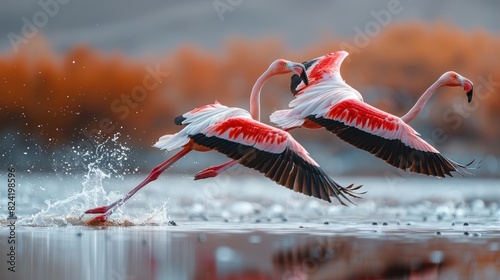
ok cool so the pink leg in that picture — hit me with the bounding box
[192,129,294,181]
[84,147,191,223]
[194,159,239,180]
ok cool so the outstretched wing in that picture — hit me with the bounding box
[290,51,352,96]
[191,117,362,205]
[308,99,473,177]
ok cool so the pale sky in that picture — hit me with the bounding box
[2,1,499,56]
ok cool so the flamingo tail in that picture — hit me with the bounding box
[154,133,190,151]
[270,109,304,129]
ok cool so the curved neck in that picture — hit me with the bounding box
[249,68,274,121]
[400,79,444,123]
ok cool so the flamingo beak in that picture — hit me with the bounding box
[287,62,309,86]
[466,89,473,103]
[458,76,473,103]
[174,115,186,125]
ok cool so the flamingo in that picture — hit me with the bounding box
[270,50,476,177]
[197,51,476,179]
[84,59,361,223]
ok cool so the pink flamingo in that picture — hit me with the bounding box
[197,51,476,179]
[271,51,476,177]
[84,60,361,223]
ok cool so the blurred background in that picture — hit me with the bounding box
[1,0,499,176]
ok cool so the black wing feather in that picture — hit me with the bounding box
[308,116,474,177]
[190,133,361,204]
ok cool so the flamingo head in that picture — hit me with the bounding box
[440,71,474,103]
[268,59,309,86]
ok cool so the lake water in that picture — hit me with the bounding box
[0,170,499,279]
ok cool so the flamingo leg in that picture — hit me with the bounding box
[193,128,294,180]
[84,146,191,222]
[193,159,239,180]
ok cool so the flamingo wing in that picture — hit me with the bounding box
[308,99,471,177]
[290,51,354,96]
[191,117,361,205]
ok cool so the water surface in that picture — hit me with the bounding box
[0,173,499,279]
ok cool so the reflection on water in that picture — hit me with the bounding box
[0,173,499,279]
[0,225,499,280]
[274,234,500,280]
[0,173,499,227]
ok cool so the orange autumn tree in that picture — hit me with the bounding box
[0,23,499,154]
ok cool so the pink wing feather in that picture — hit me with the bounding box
[308,98,473,177]
[193,116,361,204]
[157,103,362,204]
[274,51,474,177]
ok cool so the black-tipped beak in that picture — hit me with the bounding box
[466,89,473,103]
[458,75,473,103]
[287,62,309,86]
[300,66,309,86]
[174,115,186,125]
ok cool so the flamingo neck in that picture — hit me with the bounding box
[400,79,444,123]
[249,69,273,121]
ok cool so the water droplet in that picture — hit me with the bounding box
[430,250,444,263]
[216,247,236,262]
[248,235,262,244]
[198,233,207,242]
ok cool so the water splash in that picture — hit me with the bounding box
[51,132,130,178]
[19,133,132,226]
